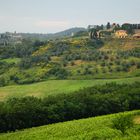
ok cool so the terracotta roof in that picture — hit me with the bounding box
[116,30,127,33]
[133,33,140,37]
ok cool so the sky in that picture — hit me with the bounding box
[0,0,140,33]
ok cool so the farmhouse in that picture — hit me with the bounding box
[115,30,128,38]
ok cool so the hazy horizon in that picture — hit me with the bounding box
[0,0,140,33]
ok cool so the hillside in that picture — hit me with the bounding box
[0,110,140,140]
[0,38,140,87]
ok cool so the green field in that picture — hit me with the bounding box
[0,77,140,101]
[0,110,140,140]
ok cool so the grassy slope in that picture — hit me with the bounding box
[0,110,140,140]
[100,38,140,51]
[0,77,140,101]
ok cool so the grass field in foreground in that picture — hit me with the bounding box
[0,77,140,101]
[0,110,140,140]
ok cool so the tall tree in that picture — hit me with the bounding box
[122,23,133,34]
[107,22,111,29]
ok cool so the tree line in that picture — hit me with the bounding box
[0,82,140,133]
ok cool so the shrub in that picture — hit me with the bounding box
[47,67,69,79]
[112,114,134,134]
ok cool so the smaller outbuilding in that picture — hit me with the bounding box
[133,33,140,39]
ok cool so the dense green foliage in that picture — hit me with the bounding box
[0,110,140,140]
[0,82,140,133]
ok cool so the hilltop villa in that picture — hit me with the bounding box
[115,30,128,38]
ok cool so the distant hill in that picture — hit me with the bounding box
[44,27,87,39]
[52,27,87,37]
[17,27,87,40]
